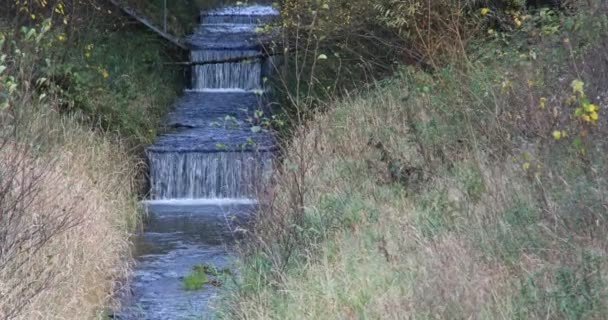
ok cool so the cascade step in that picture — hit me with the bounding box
[123,4,280,319]
[147,149,274,199]
[191,50,263,63]
[191,59,263,90]
[185,29,273,50]
[188,6,278,50]
[165,92,267,128]
[200,5,279,25]
[196,24,257,33]
[148,127,276,153]
[140,202,255,239]
[203,5,279,16]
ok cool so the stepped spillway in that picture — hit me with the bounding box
[146,91,277,200]
[119,4,279,319]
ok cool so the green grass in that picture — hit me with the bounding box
[221,3,608,319]
[183,266,209,291]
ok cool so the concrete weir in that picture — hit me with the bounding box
[118,4,279,319]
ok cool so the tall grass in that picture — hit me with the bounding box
[0,112,140,319]
[222,1,608,319]
[0,2,181,317]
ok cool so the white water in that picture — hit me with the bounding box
[184,88,266,93]
[191,50,264,90]
[192,61,262,90]
[142,198,258,206]
[205,5,279,16]
[148,151,273,200]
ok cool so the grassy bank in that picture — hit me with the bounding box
[0,1,183,318]
[223,2,608,319]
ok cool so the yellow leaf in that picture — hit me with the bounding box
[539,97,547,109]
[571,79,585,96]
[552,130,562,140]
[590,111,599,121]
[514,17,522,27]
[317,54,328,60]
[480,8,490,16]
[584,103,598,113]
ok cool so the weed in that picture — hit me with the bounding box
[183,267,209,291]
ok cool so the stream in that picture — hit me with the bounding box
[118,5,278,319]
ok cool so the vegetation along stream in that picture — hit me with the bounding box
[3,1,607,319]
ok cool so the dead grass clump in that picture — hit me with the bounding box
[0,126,136,319]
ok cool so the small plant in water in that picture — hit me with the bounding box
[182,266,208,291]
[182,264,232,290]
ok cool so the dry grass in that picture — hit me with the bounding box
[225,88,522,319]
[224,8,608,314]
[0,112,140,319]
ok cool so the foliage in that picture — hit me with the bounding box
[183,264,229,290]
[183,266,209,291]
[1,1,183,145]
[0,0,180,317]
[222,1,608,319]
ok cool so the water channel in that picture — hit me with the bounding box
[118,5,278,319]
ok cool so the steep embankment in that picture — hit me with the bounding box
[0,1,183,318]
[224,3,608,319]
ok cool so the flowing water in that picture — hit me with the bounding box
[119,5,278,319]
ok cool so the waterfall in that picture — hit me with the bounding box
[145,4,278,202]
[191,50,262,90]
[200,15,275,25]
[148,151,273,199]
[200,5,279,25]
[121,5,280,319]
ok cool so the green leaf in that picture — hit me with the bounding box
[182,269,208,291]
[8,82,18,93]
[572,137,583,149]
[317,54,328,60]
[250,126,262,133]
